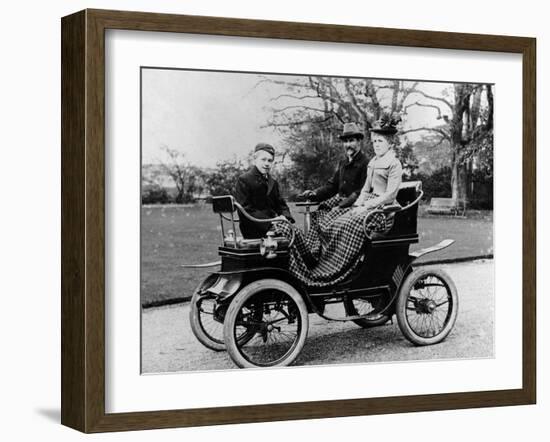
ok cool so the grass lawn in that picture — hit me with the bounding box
[141,203,493,306]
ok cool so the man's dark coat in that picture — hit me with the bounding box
[234,166,294,238]
[314,151,369,207]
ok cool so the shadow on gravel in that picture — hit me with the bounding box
[295,323,407,366]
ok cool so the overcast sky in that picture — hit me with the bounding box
[141,69,453,168]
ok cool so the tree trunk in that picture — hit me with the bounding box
[457,162,469,202]
[450,141,469,202]
[451,149,459,201]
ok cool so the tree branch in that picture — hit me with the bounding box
[404,101,445,119]
[261,114,335,128]
[401,126,450,140]
[409,90,453,110]
[344,78,368,122]
[269,94,320,102]
[397,82,419,112]
[271,105,332,114]
[364,80,381,119]
[253,76,309,90]
[430,135,448,149]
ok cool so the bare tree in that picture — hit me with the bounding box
[265,76,422,142]
[402,83,493,202]
[158,145,192,203]
[262,75,493,205]
[262,76,420,191]
[141,164,165,189]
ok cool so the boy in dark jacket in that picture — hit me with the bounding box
[234,143,295,238]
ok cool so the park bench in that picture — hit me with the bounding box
[426,197,466,216]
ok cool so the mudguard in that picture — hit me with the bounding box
[410,239,454,258]
[395,239,456,293]
[200,267,305,303]
[199,273,243,301]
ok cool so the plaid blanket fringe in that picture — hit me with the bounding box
[275,194,392,287]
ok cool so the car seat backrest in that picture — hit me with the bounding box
[396,181,422,206]
[212,195,236,214]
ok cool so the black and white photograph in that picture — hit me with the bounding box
[140,68,494,372]
[4,0,546,439]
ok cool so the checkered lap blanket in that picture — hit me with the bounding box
[275,194,392,287]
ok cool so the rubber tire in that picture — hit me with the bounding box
[189,281,226,352]
[396,268,458,346]
[223,279,309,368]
[343,294,391,328]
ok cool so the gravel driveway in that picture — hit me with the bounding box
[141,260,494,373]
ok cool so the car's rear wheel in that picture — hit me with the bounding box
[189,277,258,351]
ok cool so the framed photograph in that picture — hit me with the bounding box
[61,9,536,433]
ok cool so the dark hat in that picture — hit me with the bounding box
[339,122,364,140]
[254,142,275,156]
[370,114,401,135]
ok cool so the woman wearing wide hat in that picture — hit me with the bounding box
[352,115,403,212]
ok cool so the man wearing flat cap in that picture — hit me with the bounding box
[234,143,295,239]
[301,122,369,209]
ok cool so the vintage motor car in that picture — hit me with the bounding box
[186,181,458,368]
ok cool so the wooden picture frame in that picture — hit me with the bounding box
[61,8,536,433]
